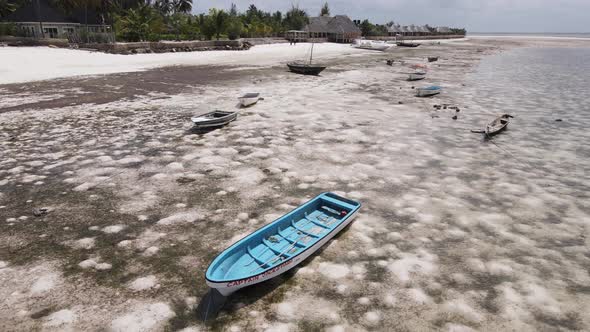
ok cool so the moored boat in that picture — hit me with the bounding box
[396,41,421,47]
[238,93,261,107]
[428,56,439,62]
[191,111,237,129]
[407,71,426,81]
[287,63,327,75]
[354,39,391,51]
[485,114,513,136]
[287,43,327,76]
[205,192,361,296]
[415,85,442,97]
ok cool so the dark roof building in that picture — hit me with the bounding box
[304,15,361,43]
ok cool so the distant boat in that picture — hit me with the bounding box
[396,41,421,47]
[238,93,261,107]
[191,111,237,129]
[287,63,327,75]
[287,43,327,76]
[485,114,513,136]
[354,39,391,51]
[205,192,361,296]
[415,85,442,97]
[407,71,426,81]
[428,56,439,62]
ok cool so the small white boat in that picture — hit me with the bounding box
[191,111,237,129]
[415,86,442,97]
[407,71,426,81]
[354,39,391,51]
[238,93,261,107]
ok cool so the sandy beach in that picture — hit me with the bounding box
[1,37,590,331]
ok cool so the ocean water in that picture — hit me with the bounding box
[458,47,590,175]
[470,32,590,39]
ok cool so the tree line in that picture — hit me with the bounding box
[1,0,314,42]
[1,1,466,41]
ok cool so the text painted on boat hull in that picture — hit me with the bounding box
[226,259,294,287]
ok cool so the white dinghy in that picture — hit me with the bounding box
[238,93,261,108]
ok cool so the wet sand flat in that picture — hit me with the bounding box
[1,38,590,331]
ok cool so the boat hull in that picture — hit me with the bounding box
[238,93,260,108]
[191,111,237,129]
[239,98,259,107]
[206,208,359,296]
[407,73,426,81]
[397,42,420,48]
[415,89,441,97]
[485,124,508,136]
[287,63,326,76]
[485,114,511,136]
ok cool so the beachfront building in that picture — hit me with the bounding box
[387,21,459,37]
[284,30,307,43]
[437,26,452,34]
[1,0,111,39]
[305,15,361,43]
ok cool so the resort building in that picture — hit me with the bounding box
[387,22,458,36]
[284,30,307,43]
[1,0,111,39]
[305,15,361,43]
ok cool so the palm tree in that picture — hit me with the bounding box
[320,2,329,16]
[172,0,190,13]
[0,0,17,18]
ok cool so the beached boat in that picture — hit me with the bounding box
[354,39,391,51]
[191,111,237,129]
[205,192,361,296]
[287,63,327,75]
[287,43,327,76]
[485,114,513,136]
[238,93,261,107]
[407,71,426,81]
[428,56,439,62]
[415,86,442,97]
[397,41,421,48]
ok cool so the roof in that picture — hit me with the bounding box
[387,24,401,33]
[305,15,361,34]
[2,0,106,25]
[306,16,332,33]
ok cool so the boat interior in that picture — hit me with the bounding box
[207,193,360,282]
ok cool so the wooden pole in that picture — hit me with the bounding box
[36,0,44,38]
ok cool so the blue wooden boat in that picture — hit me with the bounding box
[415,85,442,97]
[205,192,361,296]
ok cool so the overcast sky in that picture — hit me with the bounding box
[192,0,589,33]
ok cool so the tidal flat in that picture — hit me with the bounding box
[1,37,589,331]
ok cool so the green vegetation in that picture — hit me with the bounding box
[320,2,330,16]
[2,1,311,42]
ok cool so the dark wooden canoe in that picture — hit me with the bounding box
[191,111,237,129]
[485,114,513,136]
[396,42,421,48]
[287,62,327,76]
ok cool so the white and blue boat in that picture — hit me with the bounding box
[415,85,442,97]
[205,192,361,296]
